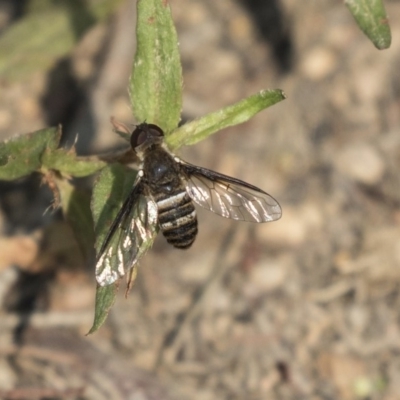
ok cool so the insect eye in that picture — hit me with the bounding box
[147,124,164,138]
[130,123,164,150]
[130,128,145,148]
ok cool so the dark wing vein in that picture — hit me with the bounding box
[180,162,282,223]
[95,177,158,286]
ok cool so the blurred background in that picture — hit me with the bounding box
[0,0,400,399]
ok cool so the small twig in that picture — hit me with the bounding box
[0,387,85,399]
[0,311,94,330]
[153,224,238,369]
[307,280,355,303]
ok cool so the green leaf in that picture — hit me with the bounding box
[0,0,124,82]
[42,148,106,177]
[167,89,286,150]
[57,178,95,262]
[0,126,105,181]
[0,127,59,180]
[129,0,182,132]
[88,284,119,334]
[91,164,137,250]
[89,164,137,332]
[345,0,391,49]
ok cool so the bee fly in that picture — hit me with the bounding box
[96,122,282,286]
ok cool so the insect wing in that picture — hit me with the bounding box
[95,176,158,286]
[181,162,282,223]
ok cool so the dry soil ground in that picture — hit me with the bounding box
[0,1,400,399]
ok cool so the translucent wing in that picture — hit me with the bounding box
[180,162,282,223]
[95,175,158,286]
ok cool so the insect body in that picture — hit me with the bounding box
[142,140,198,249]
[95,123,282,286]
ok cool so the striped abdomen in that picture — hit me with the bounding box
[156,189,198,249]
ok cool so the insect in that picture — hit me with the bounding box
[95,122,282,286]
